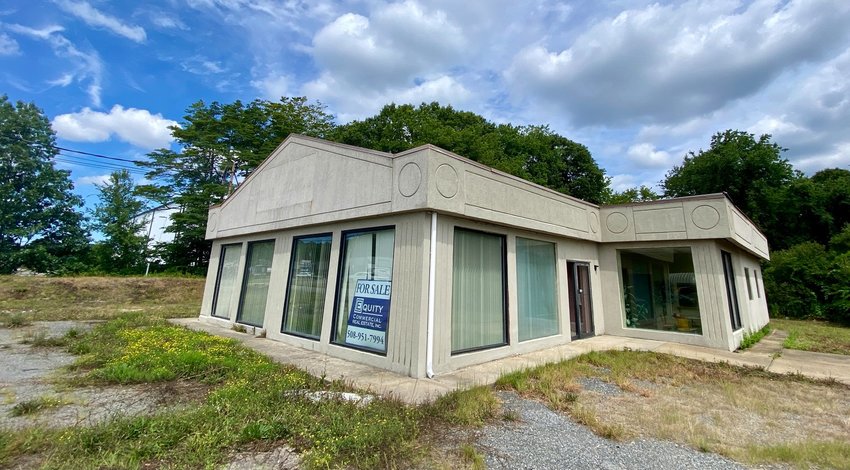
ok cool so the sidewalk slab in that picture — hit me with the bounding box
[769,349,850,384]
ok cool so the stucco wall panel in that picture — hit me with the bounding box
[633,206,687,234]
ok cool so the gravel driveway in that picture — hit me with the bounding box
[477,391,745,470]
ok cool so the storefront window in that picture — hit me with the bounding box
[517,237,558,341]
[212,243,242,319]
[333,228,395,354]
[236,240,275,327]
[282,234,333,339]
[620,247,702,335]
[452,228,507,353]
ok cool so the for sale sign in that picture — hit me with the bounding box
[345,279,391,352]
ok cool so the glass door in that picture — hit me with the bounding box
[568,261,594,339]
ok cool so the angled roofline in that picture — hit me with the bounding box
[210,134,394,210]
[398,143,601,210]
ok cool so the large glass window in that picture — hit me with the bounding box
[452,228,507,353]
[722,250,742,330]
[620,247,702,334]
[282,234,333,339]
[237,240,275,327]
[212,243,242,319]
[517,237,558,341]
[333,228,395,354]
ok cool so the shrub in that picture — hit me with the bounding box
[764,228,850,324]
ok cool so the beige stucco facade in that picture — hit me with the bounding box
[199,135,771,378]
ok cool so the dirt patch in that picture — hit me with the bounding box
[0,321,211,431]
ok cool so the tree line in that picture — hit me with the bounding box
[1,95,847,322]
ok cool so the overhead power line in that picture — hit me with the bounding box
[55,159,148,176]
[55,146,145,164]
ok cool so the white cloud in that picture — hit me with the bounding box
[76,174,111,186]
[180,56,226,75]
[7,23,103,106]
[506,0,850,127]
[311,1,466,91]
[746,47,850,173]
[55,0,146,43]
[304,74,472,122]
[47,73,74,87]
[251,73,291,100]
[150,14,187,30]
[53,105,177,149]
[627,143,672,168]
[6,23,64,39]
[0,32,19,55]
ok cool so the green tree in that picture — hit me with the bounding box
[332,102,609,203]
[605,185,661,204]
[518,125,610,204]
[140,97,335,272]
[662,130,797,240]
[90,170,147,273]
[0,95,89,273]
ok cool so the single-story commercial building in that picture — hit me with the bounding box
[199,135,770,378]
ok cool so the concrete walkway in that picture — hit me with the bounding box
[171,319,850,404]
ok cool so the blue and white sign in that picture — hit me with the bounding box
[345,279,392,352]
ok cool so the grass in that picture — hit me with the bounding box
[1,312,31,328]
[459,443,485,469]
[0,275,204,322]
[10,396,68,416]
[495,349,850,469]
[747,440,850,468]
[771,318,850,355]
[739,325,771,350]
[1,313,499,469]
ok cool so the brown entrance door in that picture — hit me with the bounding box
[568,262,594,339]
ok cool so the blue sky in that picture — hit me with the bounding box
[2,0,850,209]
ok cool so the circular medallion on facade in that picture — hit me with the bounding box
[398,162,422,197]
[606,212,629,234]
[589,212,599,233]
[435,164,459,198]
[691,204,721,230]
[208,212,218,231]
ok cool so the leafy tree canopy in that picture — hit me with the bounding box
[662,130,798,243]
[91,170,147,273]
[139,97,336,272]
[0,95,89,273]
[604,185,661,204]
[331,102,610,203]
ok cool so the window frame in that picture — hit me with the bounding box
[721,250,743,331]
[450,226,509,355]
[211,242,243,320]
[745,267,753,300]
[236,239,276,328]
[281,232,333,341]
[516,236,559,342]
[617,246,703,335]
[330,225,396,356]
